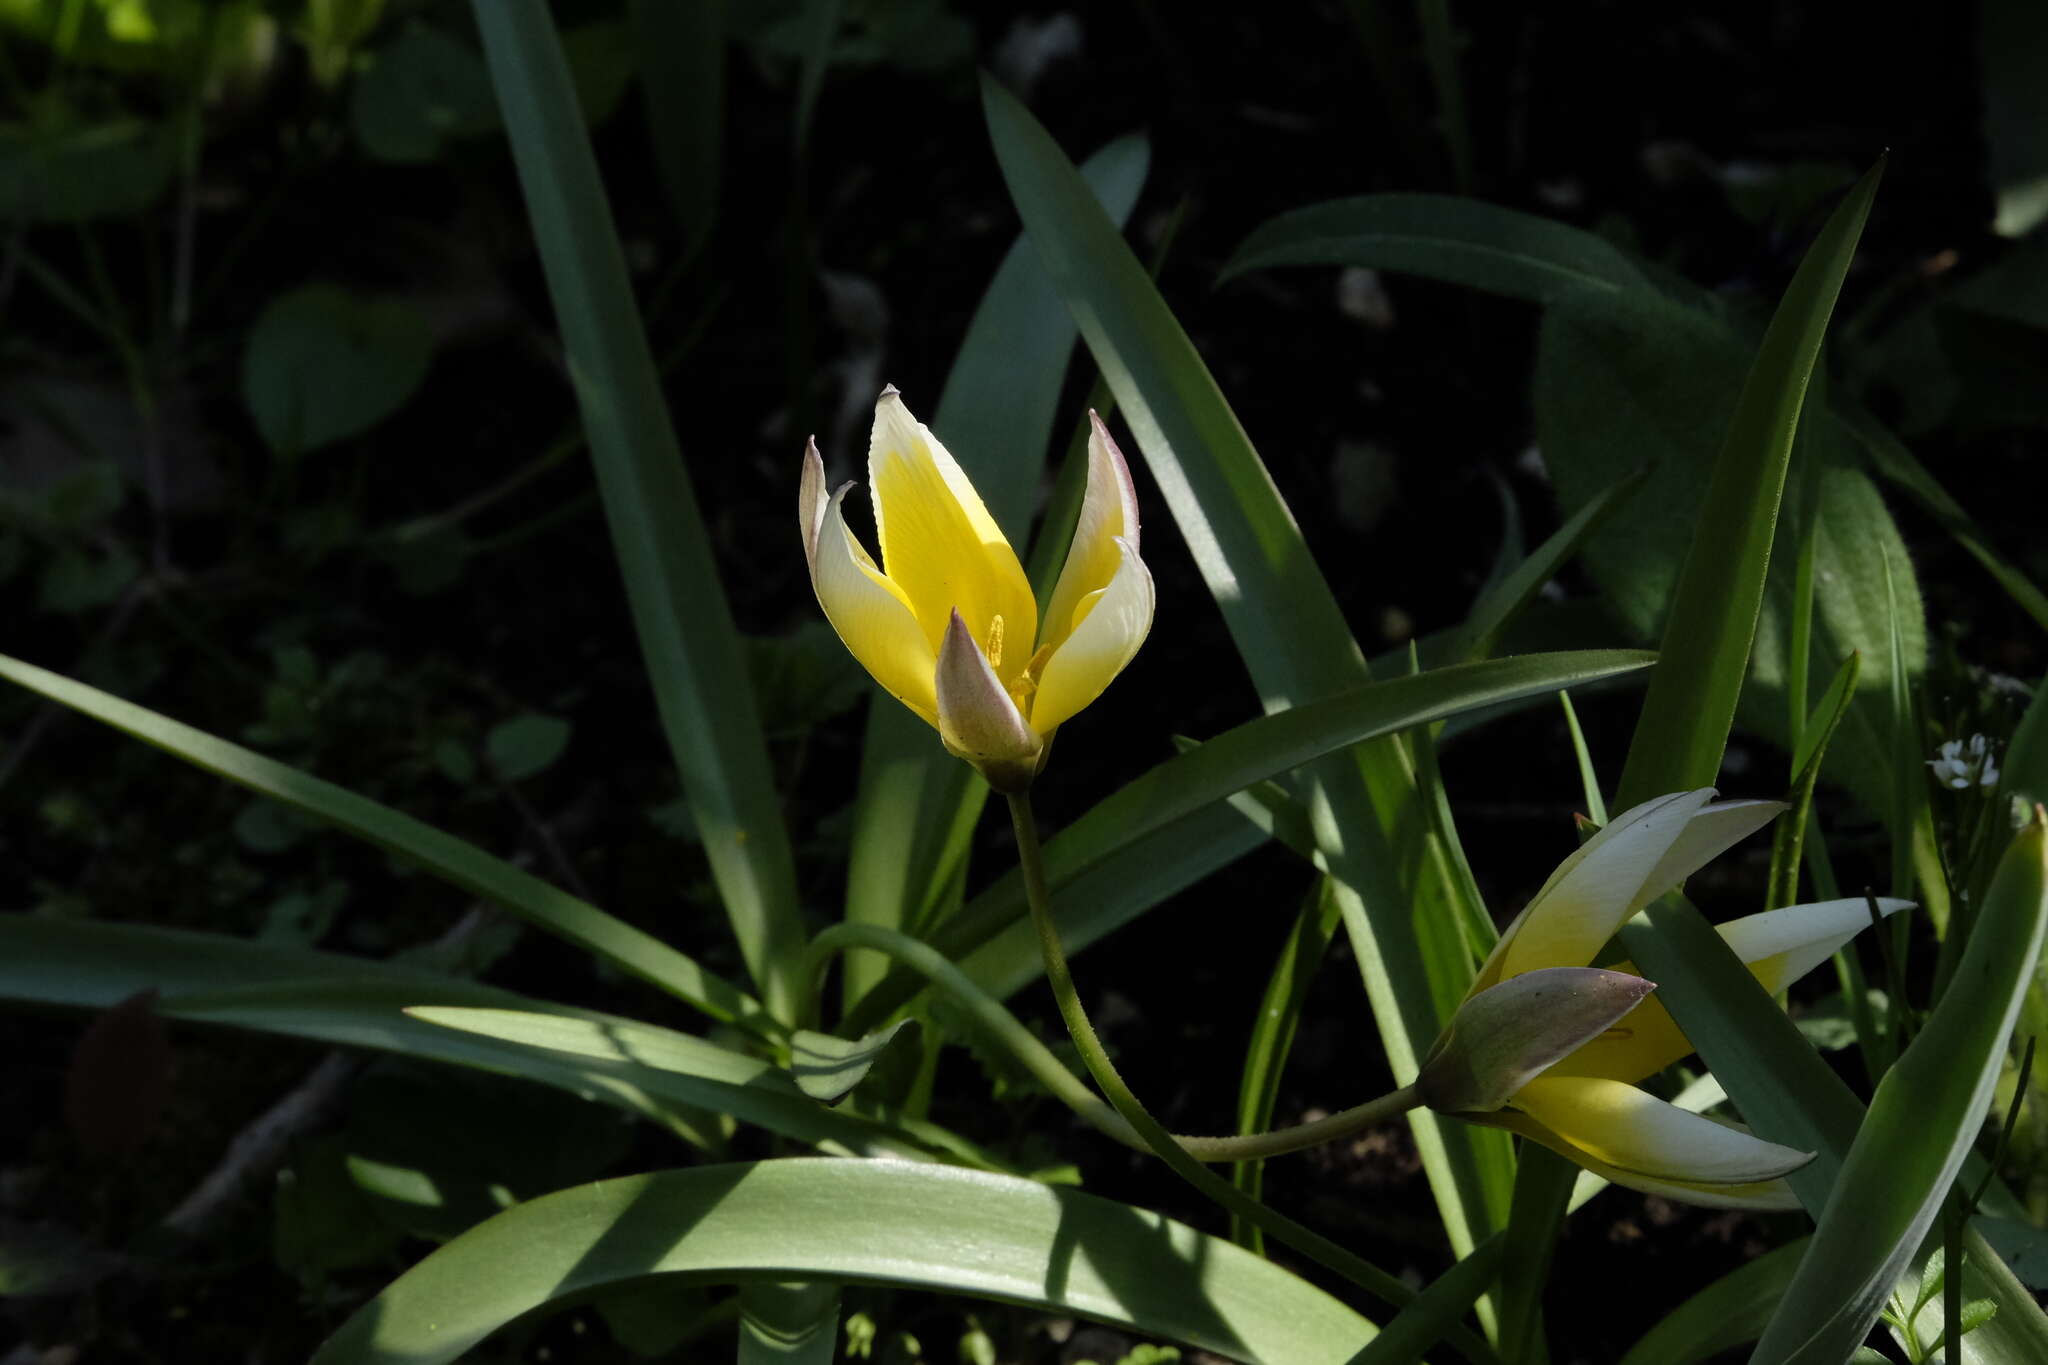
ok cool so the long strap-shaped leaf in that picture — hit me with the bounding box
[0,652,775,1039]
[1612,157,1881,806]
[470,0,806,1021]
[309,1159,1380,1365]
[841,136,1150,1010]
[0,915,928,1160]
[1751,816,2048,1364]
[840,650,1652,1031]
[982,75,1517,1260]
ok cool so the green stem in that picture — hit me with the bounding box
[1007,793,1501,1365]
[799,920,1415,1162]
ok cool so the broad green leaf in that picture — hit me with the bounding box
[1609,154,1881,805]
[1982,0,2048,237]
[0,915,925,1159]
[1835,404,2048,635]
[841,135,1149,1009]
[1752,816,2048,1364]
[309,1160,1382,1365]
[242,284,434,458]
[1219,193,1648,303]
[1619,1237,1808,1365]
[0,652,775,1039]
[1495,1143,1576,1361]
[472,0,806,1020]
[350,25,499,163]
[484,712,572,782]
[787,1021,915,1103]
[922,651,1654,1009]
[0,118,176,222]
[983,73,1527,1261]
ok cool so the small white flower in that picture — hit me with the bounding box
[1928,734,2000,791]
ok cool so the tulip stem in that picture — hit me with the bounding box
[1005,792,1472,1336]
[800,920,1417,1158]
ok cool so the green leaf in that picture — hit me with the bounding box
[1836,404,2048,636]
[787,1020,916,1103]
[926,652,1654,1007]
[1231,878,1342,1251]
[1982,0,2048,237]
[1449,465,1646,664]
[472,0,806,1020]
[1752,816,2048,1365]
[242,284,434,458]
[484,713,572,782]
[0,118,176,223]
[628,0,723,254]
[983,72,1525,1263]
[1619,1239,1808,1365]
[0,914,943,1159]
[308,1160,1381,1365]
[841,134,1149,1010]
[1609,156,1883,806]
[350,25,500,163]
[0,652,777,1039]
[740,1281,839,1364]
[1348,1238,1505,1365]
[1219,193,1648,303]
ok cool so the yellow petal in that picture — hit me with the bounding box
[1479,1108,1803,1211]
[1029,537,1154,735]
[1042,412,1141,654]
[868,389,1037,686]
[1483,790,1714,987]
[1511,1074,1812,1186]
[1546,895,1915,1084]
[809,483,939,725]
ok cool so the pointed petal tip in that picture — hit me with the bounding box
[879,382,902,401]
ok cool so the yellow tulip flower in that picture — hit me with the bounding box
[801,388,1155,790]
[1436,788,1911,1209]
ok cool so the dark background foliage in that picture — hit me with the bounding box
[2,1,2043,1360]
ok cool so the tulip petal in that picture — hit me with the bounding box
[1482,790,1715,988]
[936,610,1037,757]
[1629,798,1786,913]
[1028,537,1155,735]
[1512,1075,1813,1186]
[810,484,939,724]
[1548,895,1916,1084]
[1482,1108,1803,1210]
[868,389,1037,685]
[1716,895,1916,995]
[1043,413,1141,654]
[800,437,828,567]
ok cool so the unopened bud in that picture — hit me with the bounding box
[1417,967,1657,1115]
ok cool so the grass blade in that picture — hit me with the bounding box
[0,652,775,1038]
[1614,156,1882,808]
[471,0,806,1020]
[1232,877,1343,1251]
[310,1160,1382,1365]
[1751,814,2048,1364]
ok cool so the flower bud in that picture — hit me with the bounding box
[1417,967,1657,1115]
